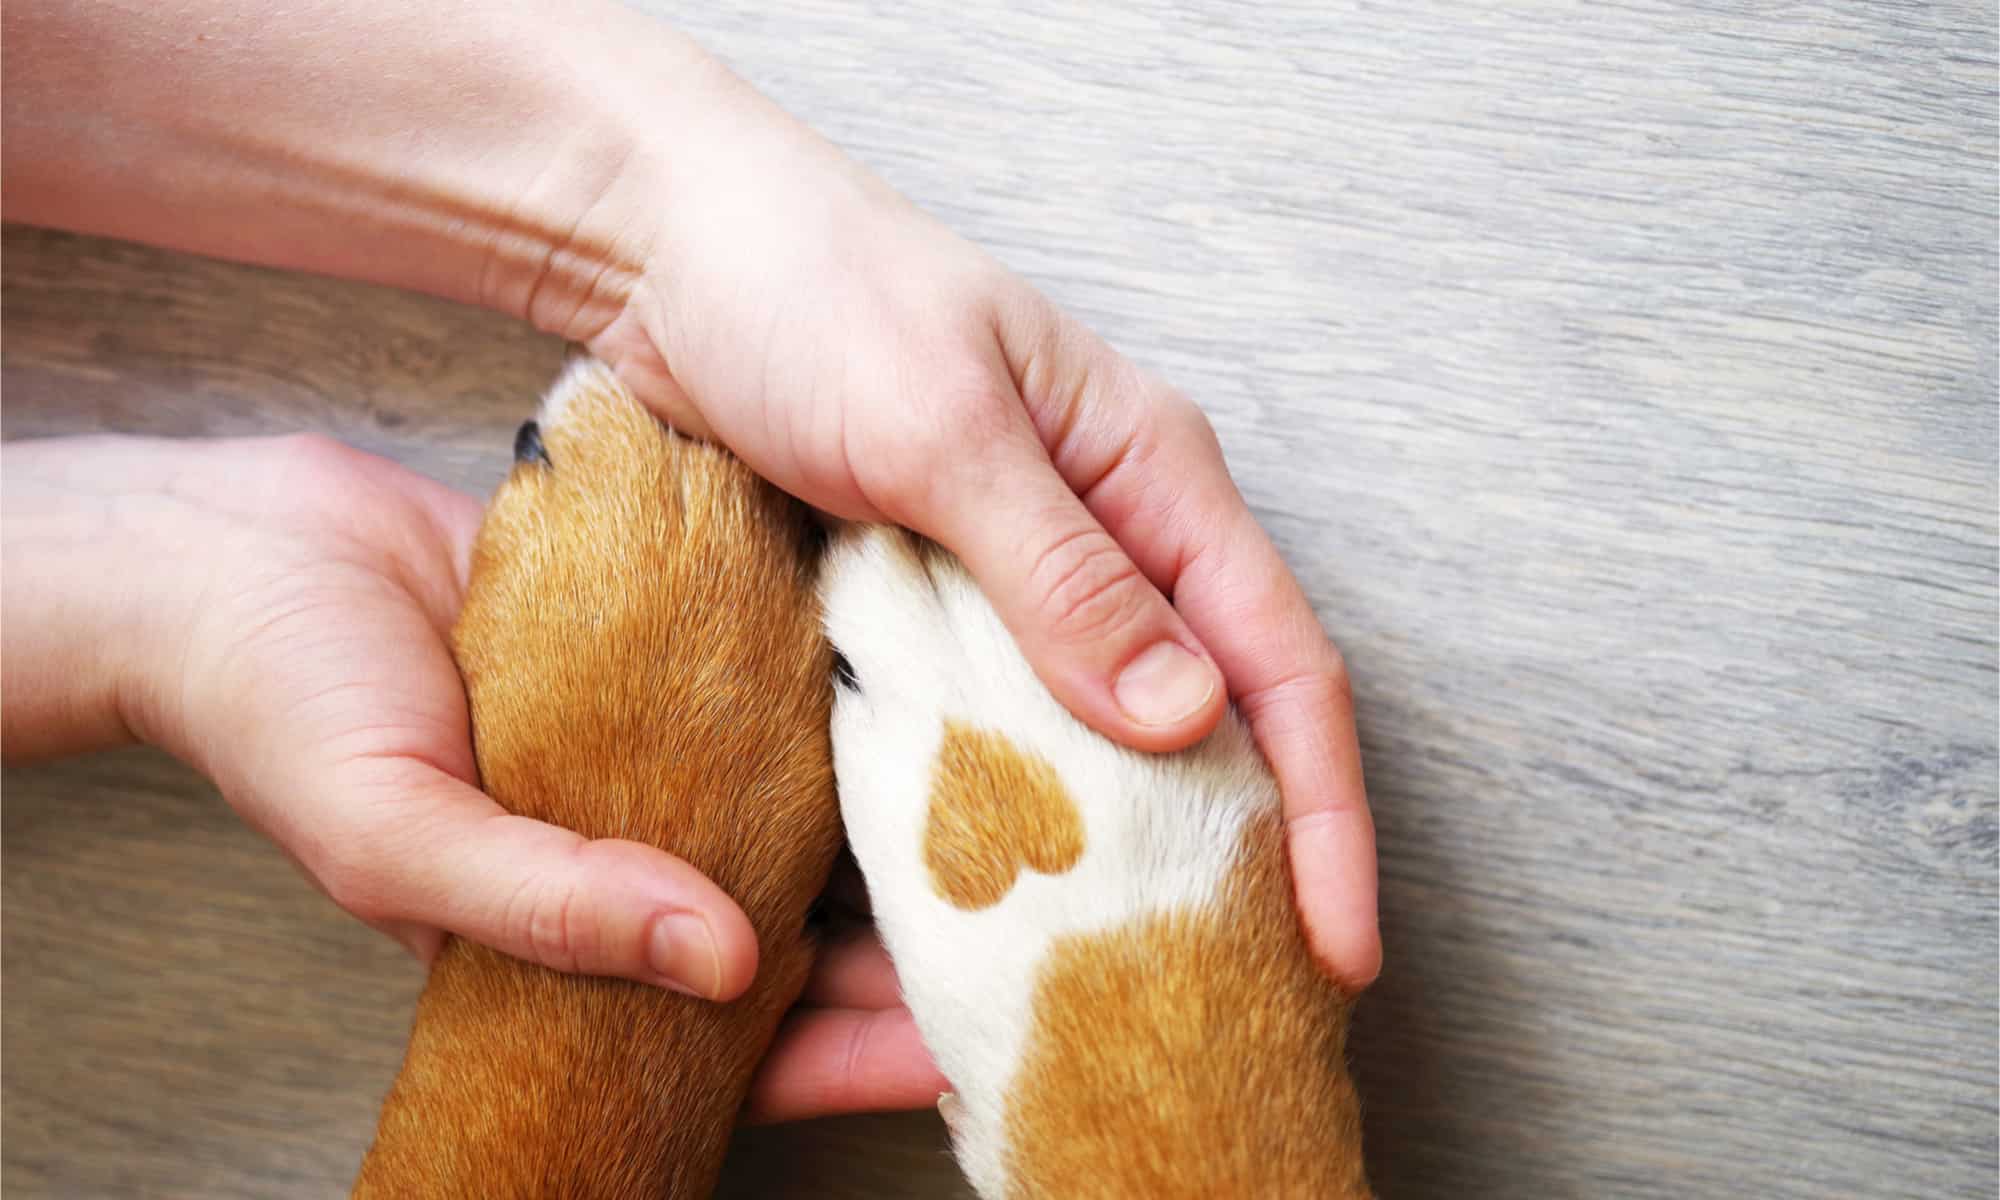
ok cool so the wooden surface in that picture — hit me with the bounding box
[4,2,1995,1196]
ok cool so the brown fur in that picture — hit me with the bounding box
[924,723,1087,911]
[1003,812,1372,1199]
[353,369,842,1197]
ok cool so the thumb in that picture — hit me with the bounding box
[328,761,760,1000]
[894,399,1226,753]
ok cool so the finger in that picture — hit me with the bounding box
[1190,520,1378,991]
[883,355,1225,754]
[995,302,1381,990]
[803,930,903,1009]
[741,1005,947,1125]
[323,758,760,1000]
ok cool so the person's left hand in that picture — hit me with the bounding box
[0,432,943,1122]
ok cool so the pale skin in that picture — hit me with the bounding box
[2,0,1379,1122]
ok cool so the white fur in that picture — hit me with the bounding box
[538,356,615,431]
[821,528,1281,1198]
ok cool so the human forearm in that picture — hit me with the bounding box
[1,0,707,339]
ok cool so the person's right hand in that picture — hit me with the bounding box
[563,47,1380,990]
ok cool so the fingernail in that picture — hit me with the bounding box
[651,912,724,999]
[1113,641,1219,728]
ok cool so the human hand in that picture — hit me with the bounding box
[0,433,941,1121]
[3,0,1376,988]
[573,52,1380,989]
[3,0,1375,991]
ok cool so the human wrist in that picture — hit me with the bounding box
[0,438,208,763]
[458,5,700,342]
[488,8,805,351]
[349,4,748,349]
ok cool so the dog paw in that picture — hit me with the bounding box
[819,527,1332,1197]
[453,358,838,901]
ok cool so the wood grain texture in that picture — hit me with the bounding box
[4,1,1995,1197]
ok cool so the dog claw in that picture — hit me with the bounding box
[937,1091,966,1136]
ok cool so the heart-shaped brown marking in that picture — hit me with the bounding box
[924,721,1086,910]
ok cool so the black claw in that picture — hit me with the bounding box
[831,649,858,692]
[513,419,551,467]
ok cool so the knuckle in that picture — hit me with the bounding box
[951,252,1021,308]
[1247,655,1355,725]
[864,446,946,522]
[1319,650,1355,708]
[930,371,1017,447]
[510,873,588,975]
[1157,388,1223,459]
[274,431,360,482]
[316,846,394,926]
[873,370,1020,517]
[1030,529,1152,646]
[1184,403,1223,455]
